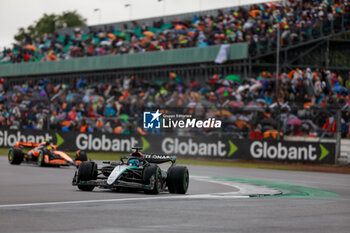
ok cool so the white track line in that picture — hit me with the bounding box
[191,175,281,196]
[2,176,277,209]
[0,194,249,209]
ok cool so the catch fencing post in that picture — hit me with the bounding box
[275,24,281,140]
[335,108,341,163]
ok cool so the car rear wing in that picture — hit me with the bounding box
[143,154,176,164]
[14,142,42,149]
[14,141,57,149]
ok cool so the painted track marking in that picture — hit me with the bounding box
[0,194,249,209]
[0,176,284,209]
[0,176,259,208]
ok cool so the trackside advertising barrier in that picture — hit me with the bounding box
[0,129,336,164]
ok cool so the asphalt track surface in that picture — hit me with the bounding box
[0,156,350,233]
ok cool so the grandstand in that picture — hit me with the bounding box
[1,0,350,80]
[0,0,349,145]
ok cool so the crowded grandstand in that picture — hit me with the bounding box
[0,67,349,138]
[1,0,349,63]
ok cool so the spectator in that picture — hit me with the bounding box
[0,67,349,138]
[1,0,349,64]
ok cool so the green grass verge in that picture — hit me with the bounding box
[0,147,303,171]
[209,176,340,198]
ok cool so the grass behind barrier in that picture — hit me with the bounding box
[0,147,302,171]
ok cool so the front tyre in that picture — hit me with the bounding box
[37,150,45,167]
[77,162,97,191]
[75,150,88,162]
[167,166,189,194]
[8,148,24,165]
[143,165,162,194]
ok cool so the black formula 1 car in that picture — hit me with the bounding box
[72,147,189,194]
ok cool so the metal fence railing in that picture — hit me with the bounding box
[251,13,350,57]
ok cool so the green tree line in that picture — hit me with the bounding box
[14,11,86,43]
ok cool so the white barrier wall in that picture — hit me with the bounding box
[341,139,350,163]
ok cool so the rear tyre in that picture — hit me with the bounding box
[143,165,161,194]
[75,150,88,162]
[167,166,189,194]
[77,161,97,191]
[8,148,24,165]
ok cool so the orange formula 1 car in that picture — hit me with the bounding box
[8,140,87,167]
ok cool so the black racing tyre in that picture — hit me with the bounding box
[8,148,24,165]
[167,166,189,194]
[77,161,97,191]
[75,150,88,162]
[37,149,49,167]
[143,164,162,194]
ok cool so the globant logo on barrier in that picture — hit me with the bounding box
[0,130,52,147]
[76,134,139,152]
[162,137,227,156]
[249,141,329,161]
[143,109,222,129]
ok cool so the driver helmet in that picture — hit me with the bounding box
[44,139,52,145]
[129,159,140,167]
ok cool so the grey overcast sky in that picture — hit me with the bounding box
[0,0,270,48]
